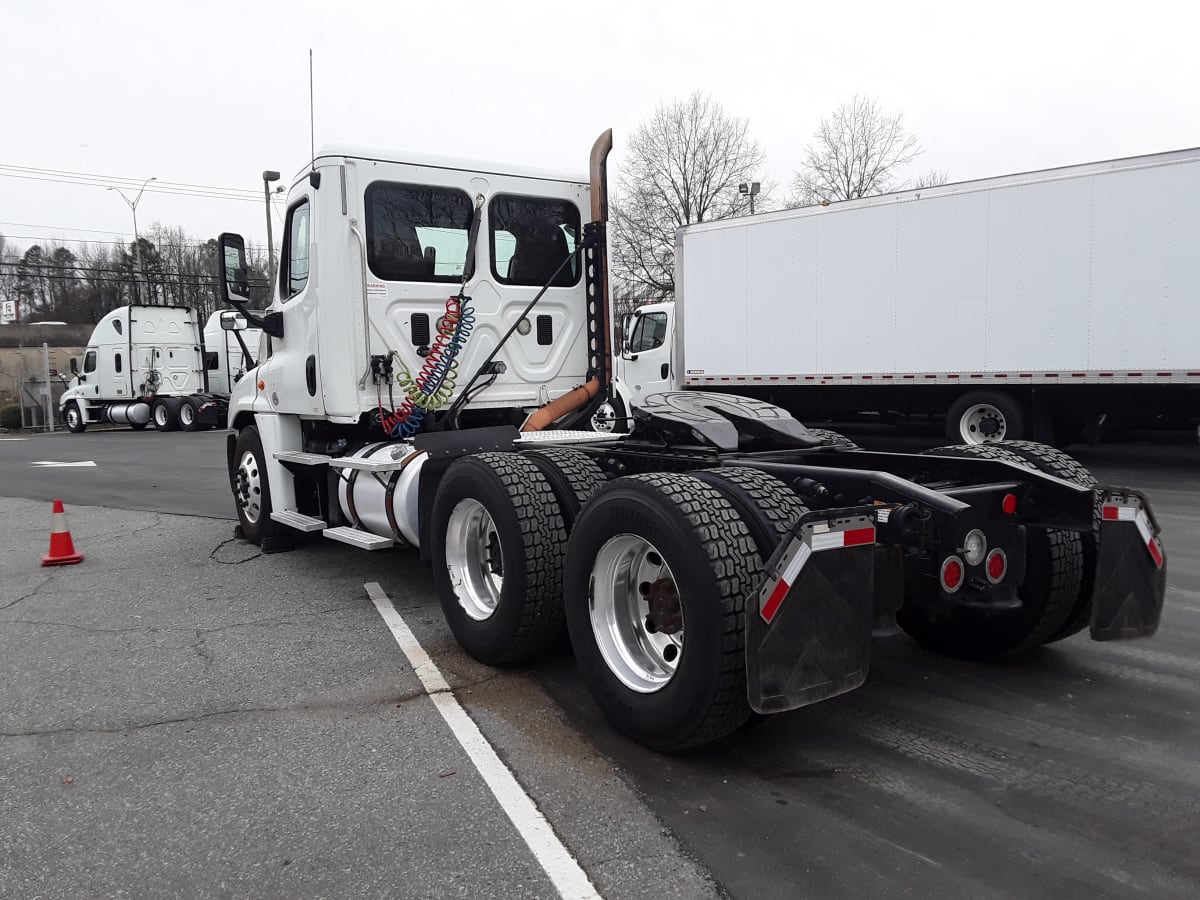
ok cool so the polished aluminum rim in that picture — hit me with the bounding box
[958,403,1006,444]
[590,533,682,693]
[591,401,618,433]
[179,402,195,427]
[66,406,80,429]
[235,449,262,524]
[445,498,504,621]
[154,403,169,428]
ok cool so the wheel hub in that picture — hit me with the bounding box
[445,498,504,622]
[235,450,261,523]
[590,534,684,693]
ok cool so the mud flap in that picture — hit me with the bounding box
[1090,488,1166,640]
[746,510,876,714]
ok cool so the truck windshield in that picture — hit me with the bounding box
[365,182,475,283]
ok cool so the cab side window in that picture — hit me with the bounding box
[281,201,311,300]
[83,350,97,373]
[489,195,580,287]
[629,312,668,353]
[365,182,475,283]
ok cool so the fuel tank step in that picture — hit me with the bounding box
[270,509,326,532]
[322,526,394,550]
[274,450,332,466]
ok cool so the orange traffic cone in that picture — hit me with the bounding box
[42,499,84,567]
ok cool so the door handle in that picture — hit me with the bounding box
[306,355,317,397]
[660,363,669,379]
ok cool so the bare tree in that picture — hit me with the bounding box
[791,95,926,205]
[913,168,950,190]
[612,92,768,298]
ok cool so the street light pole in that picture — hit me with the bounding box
[739,180,761,215]
[109,176,156,303]
[262,170,281,292]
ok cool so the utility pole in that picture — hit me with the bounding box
[109,176,156,303]
[263,170,281,292]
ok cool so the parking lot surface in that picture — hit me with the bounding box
[2,428,1198,898]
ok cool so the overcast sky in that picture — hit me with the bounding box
[2,0,1197,257]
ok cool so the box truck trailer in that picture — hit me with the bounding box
[60,304,232,432]
[212,131,1166,751]
[613,148,1200,445]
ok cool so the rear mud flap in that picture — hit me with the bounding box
[746,510,876,714]
[1091,488,1166,640]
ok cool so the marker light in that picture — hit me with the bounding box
[1002,493,1018,515]
[986,548,1008,584]
[940,556,964,593]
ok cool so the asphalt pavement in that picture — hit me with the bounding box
[1,426,1198,898]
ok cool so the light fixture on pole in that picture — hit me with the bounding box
[739,181,761,215]
[108,176,156,303]
[262,170,281,291]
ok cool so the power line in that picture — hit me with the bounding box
[0,163,271,197]
[0,170,286,204]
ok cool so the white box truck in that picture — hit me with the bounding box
[211,131,1166,751]
[613,148,1200,445]
[60,304,232,432]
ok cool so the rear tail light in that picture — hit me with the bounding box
[985,548,1008,584]
[1002,493,1018,515]
[940,556,964,593]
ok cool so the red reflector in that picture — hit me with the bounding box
[1002,493,1017,515]
[843,526,876,547]
[1102,505,1120,520]
[942,558,963,591]
[987,551,1006,581]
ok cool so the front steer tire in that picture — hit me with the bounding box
[231,425,285,548]
[564,473,759,751]
[64,402,86,433]
[431,453,568,666]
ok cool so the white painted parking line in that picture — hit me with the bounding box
[30,460,96,467]
[365,582,601,900]
[0,437,29,441]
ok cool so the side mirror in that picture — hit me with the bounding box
[220,310,248,331]
[218,233,251,302]
[69,357,79,375]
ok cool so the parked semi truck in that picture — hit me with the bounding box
[215,131,1167,751]
[60,304,236,433]
[615,148,1200,445]
[201,309,261,397]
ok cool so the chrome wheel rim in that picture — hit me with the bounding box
[959,403,1006,444]
[590,534,682,693]
[234,449,262,524]
[591,401,618,433]
[180,403,194,426]
[445,498,504,621]
[66,407,80,429]
[153,403,168,428]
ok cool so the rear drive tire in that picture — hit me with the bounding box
[152,398,179,432]
[946,391,1025,445]
[522,447,608,530]
[564,473,759,751]
[65,402,86,433]
[803,427,861,450]
[692,466,809,563]
[995,440,1098,645]
[178,398,200,432]
[431,453,568,665]
[897,443,1083,659]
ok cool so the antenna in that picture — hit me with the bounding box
[308,49,320,188]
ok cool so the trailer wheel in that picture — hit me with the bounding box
[178,398,200,432]
[522,447,608,530]
[64,402,86,434]
[232,425,279,546]
[431,453,568,665]
[564,473,758,751]
[996,440,1098,645]
[898,443,1083,659]
[802,427,861,450]
[946,391,1025,444]
[692,467,809,562]
[151,398,179,432]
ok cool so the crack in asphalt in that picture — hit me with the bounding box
[0,576,54,611]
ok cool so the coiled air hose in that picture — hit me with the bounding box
[386,296,475,438]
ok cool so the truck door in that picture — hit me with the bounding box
[100,343,128,399]
[617,305,675,409]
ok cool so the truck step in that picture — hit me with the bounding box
[516,429,626,445]
[322,526,394,550]
[270,509,326,532]
[327,455,408,472]
[274,450,332,466]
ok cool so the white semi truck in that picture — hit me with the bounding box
[214,131,1167,751]
[60,304,240,433]
[614,148,1200,445]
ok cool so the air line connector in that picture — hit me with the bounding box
[370,354,393,384]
